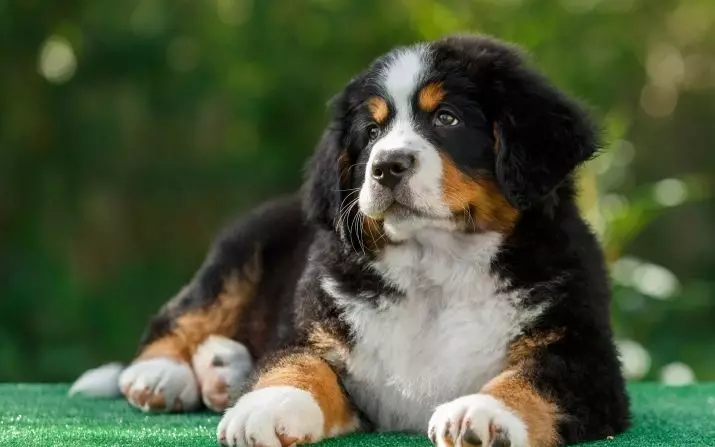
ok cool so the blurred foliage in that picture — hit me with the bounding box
[1,0,714,383]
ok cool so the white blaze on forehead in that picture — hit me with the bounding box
[371,46,429,153]
[359,44,450,221]
[380,45,429,116]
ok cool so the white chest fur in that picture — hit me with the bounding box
[323,230,536,432]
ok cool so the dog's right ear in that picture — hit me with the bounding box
[302,123,346,230]
[302,86,354,230]
[303,74,368,229]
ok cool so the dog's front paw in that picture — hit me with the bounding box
[217,386,324,447]
[119,357,200,412]
[428,394,528,447]
[192,335,253,412]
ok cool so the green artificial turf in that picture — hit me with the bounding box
[0,383,714,446]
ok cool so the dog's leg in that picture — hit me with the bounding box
[119,250,261,413]
[217,349,360,447]
[428,329,628,447]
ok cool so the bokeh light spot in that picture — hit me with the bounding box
[647,42,684,88]
[632,263,680,300]
[661,362,696,386]
[653,178,688,207]
[216,0,253,26]
[37,35,77,84]
[640,84,678,118]
[616,339,651,380]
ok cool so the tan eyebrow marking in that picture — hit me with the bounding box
[418,82,446,112]
[367,96,389,124]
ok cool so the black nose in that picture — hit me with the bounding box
[371,151,416,189]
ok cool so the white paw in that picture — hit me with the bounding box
[192,335,253,412]
[217,386,325,447]
[428,394,528,447]
[118,357,200,412]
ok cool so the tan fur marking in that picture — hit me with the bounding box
[308,325,350,365]
[482,371,560,447]
[493,123,501,153]
[440,153,518,233]
[255,353,356,435]
[418,82,446,112]
[362,216,386,251]
[338,149,351,186]
[137,337,187,362]
[367,96,389,124]
[507,329,565,367]
[137,250,262,362]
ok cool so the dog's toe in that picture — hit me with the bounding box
[119,357,200,412]
[428,394,527,447]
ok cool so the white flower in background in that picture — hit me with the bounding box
[660,362,696,386]
[616,339,652,380]
[38,35,77,84]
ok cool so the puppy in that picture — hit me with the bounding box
[72,35,629,447]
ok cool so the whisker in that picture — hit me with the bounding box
[463,204,477,232]
[336,195,359,231]
[349,210,361,255]
[357,216,367,256]
[332,186,361,193]
[343,200,361,254]
[337,189,360,212]
[367,217,388,246]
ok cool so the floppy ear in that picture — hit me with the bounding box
[493,61,599,210]
[302,124,347,229]
[303,75,367,229]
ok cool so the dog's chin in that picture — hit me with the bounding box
[360,189,458,241]
[379,203,457,242]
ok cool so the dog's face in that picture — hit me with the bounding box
[305,35,597,247]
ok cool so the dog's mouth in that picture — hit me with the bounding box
[384,202,441,221]
[359,186,459,240]
[381,201,458,236]
[363,198,442,221]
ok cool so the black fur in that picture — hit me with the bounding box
[139,197,312,358]
[433,36,599,211]
[134,35,628,445]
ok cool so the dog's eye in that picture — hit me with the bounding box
[434,111,459,127]
[367,125,380,141]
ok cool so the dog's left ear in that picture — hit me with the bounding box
[493,60,598,210]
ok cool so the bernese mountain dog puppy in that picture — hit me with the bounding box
[72,35,629,447]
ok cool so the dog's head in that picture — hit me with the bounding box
[304,35,597,246]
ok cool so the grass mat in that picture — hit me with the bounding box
[0,383,714,446]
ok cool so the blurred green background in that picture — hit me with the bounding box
[1,0,714,384]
